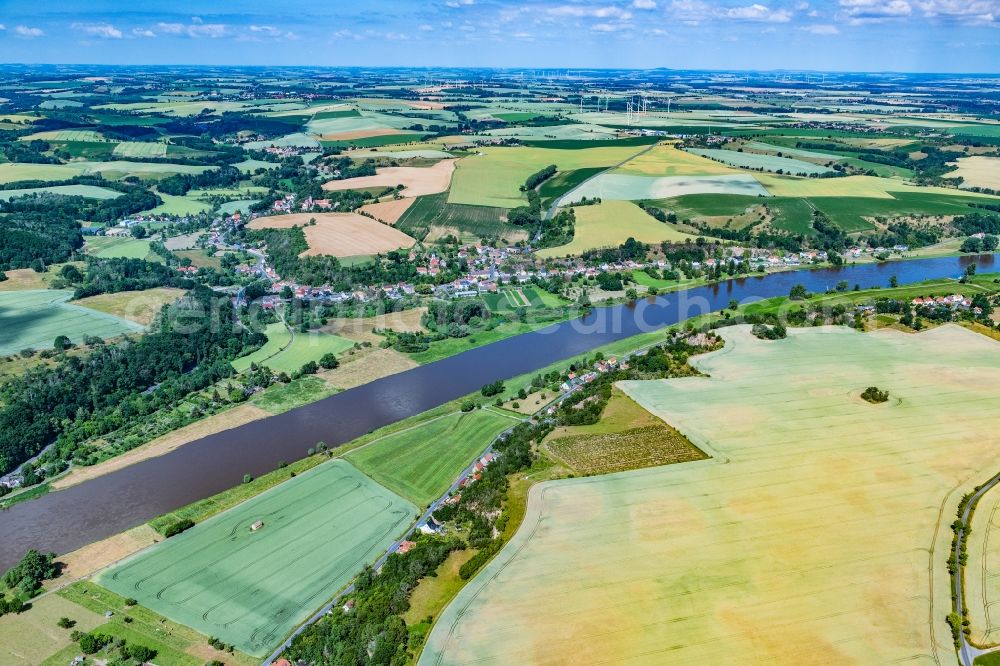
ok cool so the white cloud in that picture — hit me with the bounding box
[419,23,434,31]
[131,27,156,38]
[669,0,713,22]
[916,0,999,23]
[546,5,633,19]
[838,0,912,22]
[724,4,793,21]
[72,23,123,39]
[332,29,363,40]
[633,0,658,8]
[803,22,841,32]
[14,25,44,38]
[592,21,631,30]
[445,0,474,6]
[155,21,227,38]
[669,0,793,22]
[0,25,6,31]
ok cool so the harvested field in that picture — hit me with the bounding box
[52,404,271,490]
[346,409,517,507]
[565,172,769,202]
[948,156,1000,190]
[322,159,455,197]
[537,200,696,258]
[100,460,418,656]
[57,524,161,580]
[319,347,419,389]
[0,290,144,355]
[322,307,427,343]
[423,325,1000,665]
[74,287,185,326]
[247,212,416,257]
[546,425,707,475]
[0,267,56,291]
[360,197,415,224]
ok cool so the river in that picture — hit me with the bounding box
[0,254,994,569]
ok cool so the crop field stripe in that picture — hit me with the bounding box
[345,409,518,506]
[99,460,418,656]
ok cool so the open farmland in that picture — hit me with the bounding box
[99,460,418,657]
[422,325,1000,665]
[688,147,836,175]
[322,159,455,197]
[0,161,213,183]
[346,408,517,506]
[0,290,144,355]
[86,237,156,260]
[112,141,168,158]
[0,184,122,200]
[73,287,185,326]
[546,425,707,476]
[565,172,769,202]
[0,589,104,666]
[247,212,416,257]
[948,156,1000,190]
[966,487,1000,646]
[615,142,737,176]
[448,145,645,208]
[394,192,525,242]
[537,200,696,258]
[359,197,416,224]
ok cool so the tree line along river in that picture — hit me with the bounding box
[0,253,995,570]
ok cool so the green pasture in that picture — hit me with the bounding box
[87,237,156,260]
[0,290,143,355]
[448,145,645,208]
[482,286,566,312]
[233,324,354,374]
[689,147,835,175]
[232,322,291,372]
[99,460,418,656]
[0,184,122,200]
[346,409,517,506]
[148,192,212,216]
[538,166,606,208]
[0,161,213,183]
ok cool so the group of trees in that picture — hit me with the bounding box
[70,257,195,298]
[0,286,261,475]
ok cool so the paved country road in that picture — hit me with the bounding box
[953,472,1000,666]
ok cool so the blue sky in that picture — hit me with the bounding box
[0,0,996,72]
